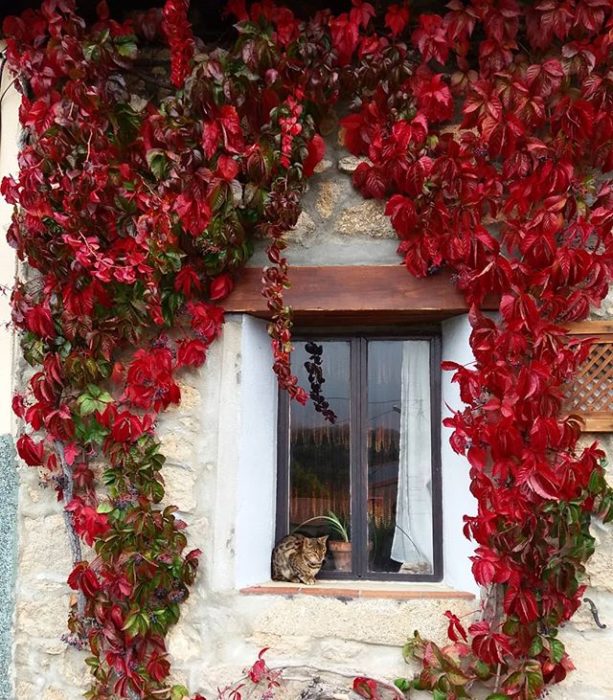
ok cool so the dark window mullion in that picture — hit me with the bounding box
[275,389,290,542]
[348,338,361,577]
[430,335,444,581]
[351,337,369,577]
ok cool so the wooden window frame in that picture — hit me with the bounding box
[276,328,444,583]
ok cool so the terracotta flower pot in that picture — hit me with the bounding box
[328,540,352,572]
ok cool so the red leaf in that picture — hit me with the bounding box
[65,497,111,547]
[67,561,88,590]
[330,13,360,66]
[444,610,468,642]
[219,105,245,154]
[176,338,208,368]
[352,677,381,700]
[12,395,25,419]
[202,120,221,160]
[469,620,514,665]
[339,112,371,155]
[224,0,248,21]
[174,265,202,295]
[350,0,375,29]
[247,648,270,683]
[186,301,224,342]
[353,162,387,198]
[412,14,450,65]
[302,134,325,177]
[16,434,45,466]
[209,273,234,301]
[216,154,240,181]
[24,304,55,339]
[146,651,171,683]
[385,194,416,237]
[504,585,540,623]
[413,72,454,123]
[174,192,212,237]
[63,442,79,465]
[385,3,409,37]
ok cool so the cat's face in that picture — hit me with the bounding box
[302,535,328,566]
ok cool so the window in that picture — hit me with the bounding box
[276,331,442,581]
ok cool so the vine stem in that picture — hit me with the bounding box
[494,663,501,692]
[250,664,405,699]
[54,440,86,617]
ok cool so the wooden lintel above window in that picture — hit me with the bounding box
[224,265,498,323]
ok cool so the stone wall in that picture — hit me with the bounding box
[250,126,400,267]
[5,121,613,700]
[9,315,613,700]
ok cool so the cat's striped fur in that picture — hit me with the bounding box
[271,534,328,584]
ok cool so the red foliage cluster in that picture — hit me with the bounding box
[335,1,613,697]
[162,0,194,88]
[4,0,613,698]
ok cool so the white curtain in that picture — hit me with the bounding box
[390,340,433,569]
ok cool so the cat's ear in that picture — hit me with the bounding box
[318,535,329,544]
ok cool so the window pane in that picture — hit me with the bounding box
[367,340,434,574]
[288,340,352,572]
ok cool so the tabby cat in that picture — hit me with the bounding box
[271,534,328,584]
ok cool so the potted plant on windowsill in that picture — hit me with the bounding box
[294,511,351,572]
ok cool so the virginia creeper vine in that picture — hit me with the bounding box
[4,0,613,699]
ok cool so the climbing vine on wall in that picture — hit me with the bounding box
[3,0,613,698]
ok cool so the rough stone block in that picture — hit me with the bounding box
[335,200,396,239]
[587,525,613,591]
[163,463,198,513]
[286,211,317,247]
[20,514,71,579]
[337,156,370,174]
[315,182,342,219]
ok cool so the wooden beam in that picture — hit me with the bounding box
[224,265,498,322]
[566,320,613,336]
[574,413,613,433]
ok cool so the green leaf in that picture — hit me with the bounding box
[76,385,112,416]
[589,469,604,493]
[433,689,448,700]
[146,149,168,180]
[486,695,509,700]
[446,671,469,686]
[529,635,544,656]
[525,661,544,693]
[149,479,165,504]
[74,416,108,446]
[550,638,565,663]
[96,502,113,514]
[394,678,411,692]
[473,660,492,680]
[171,685,190,700]
[121,613,140,633]
[83,43,100,62]
[115,36,138,59]
[21,334,45,366]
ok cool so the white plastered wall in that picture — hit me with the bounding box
[441,314,478,594]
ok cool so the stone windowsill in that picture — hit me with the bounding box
[240,580,476,600]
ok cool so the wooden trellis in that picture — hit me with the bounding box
[565,321,613,432]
